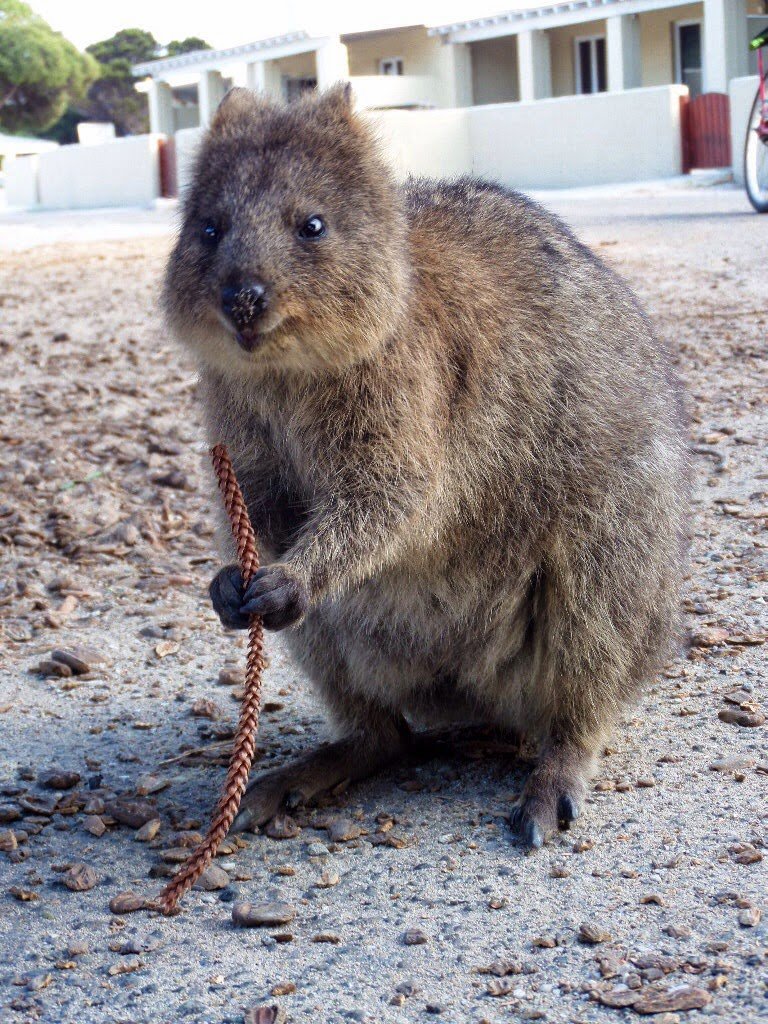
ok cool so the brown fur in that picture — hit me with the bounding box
[164,86,690,845]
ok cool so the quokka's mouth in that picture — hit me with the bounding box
[235,328,267,353]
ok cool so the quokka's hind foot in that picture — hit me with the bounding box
[510,739,592,849]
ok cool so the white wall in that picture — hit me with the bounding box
[36,135,164,209]
[175,126,205,196]
[5,155,40,208]
[469,85,687,188]
[729,75,760,185]
[364,108,472,180]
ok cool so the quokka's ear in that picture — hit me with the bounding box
[311,82,355,125]
[209,87,269,135]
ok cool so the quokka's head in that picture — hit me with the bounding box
[164,85,409,376]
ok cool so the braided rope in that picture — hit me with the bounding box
[158,443,265,915]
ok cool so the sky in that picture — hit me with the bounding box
[30,0,531,50]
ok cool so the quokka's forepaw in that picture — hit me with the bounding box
[510,779,583,850]
[240,564,308,630]
[209,564,250,630]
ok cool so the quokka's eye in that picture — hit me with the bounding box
[297,215,326,241]
[200,222,220,245]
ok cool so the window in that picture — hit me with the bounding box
[379,57,404,76]
[674,21,703,99]
[574,36,606,95]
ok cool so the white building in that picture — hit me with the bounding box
[134,1,763,131]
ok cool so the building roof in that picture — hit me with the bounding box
[133,30,310,77]
[429,0,694,38]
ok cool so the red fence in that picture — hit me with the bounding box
[681,92,732,172]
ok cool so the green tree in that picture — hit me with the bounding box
[0,0,98,134]
[166,36,211,57]
[85,27,158,66]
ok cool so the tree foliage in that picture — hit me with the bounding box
[0,0,98,134]
[166,36,211,57]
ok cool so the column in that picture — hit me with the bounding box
[438,41,473,107]
[703,0,748,93]
[147,79,174,135]
[518,30,552,102]
[198,70,226,127]
[315,37,350,90]
[246,59,283,99]
[606,14,641,92]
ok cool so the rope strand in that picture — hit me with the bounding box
[157,443,265,915]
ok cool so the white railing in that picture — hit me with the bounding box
[350,75,439,110]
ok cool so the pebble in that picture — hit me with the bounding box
[231,901,297,927]
[62,863,99,891]
[326,816,362,843]
[718,708,765,728]
[0,804,21,823]
[38,769,81,790]
[105,798,157,828]
[83,815,106,837]
[109,891,151,914]
[402,927,429,946]
[194,865,230,891]
[51,646,108,674]
[709,755,756,772]
[315,870,340,888]
[135,818,162,842]
[578,922,612,945]
[305,842,330,857]
[265,814,301,840]
[218,666,245,687]
[738,907,761,927]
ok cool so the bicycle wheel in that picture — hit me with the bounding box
[744,80,768,213]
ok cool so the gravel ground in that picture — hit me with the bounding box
[0,186,766,1024]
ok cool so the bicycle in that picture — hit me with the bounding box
[745,25,768,212]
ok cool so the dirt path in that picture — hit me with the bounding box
[0,187,766,1024]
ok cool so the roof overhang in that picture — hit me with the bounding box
[132,30,319,78]
[429,0,699,43]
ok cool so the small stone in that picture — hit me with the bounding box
[730,843,763,865]
[709,755,756,772]
[572,839,594,853]
[402,927,429,946]
[190,698,221,719]
[9,886,39,901]
[265,813,301,840]
[83,815,106,837]
[218,666,245,687]
[36,659,72,678]
[305,842,330,857]
[550,863,571,878]
[67,940,89,956]
[578,922,612,944]
[232,900,297,927]
[690,627,729,647]
[664,924,691,939]
[0,804,21,824]
[311,933,341,943]
[194,865,230,891]
[270,982,296,996]
[326,816,362,843]
[315,870,339,888]
[109,891,150,914]
[718,708,765,728]
[738,907,761,927]
[105,798,156,829]
[51,646,108,674]
[38,769,80,790]
[0,830,19,852]
[631,985,712,1014]
[62,863,99,891]
[135,818,161,842]
[135,774,168,796]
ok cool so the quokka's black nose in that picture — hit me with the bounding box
[221,282,268,327]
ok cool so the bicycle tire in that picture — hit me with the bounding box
[744,76,768,213]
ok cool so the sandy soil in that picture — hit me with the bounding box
[0,187,766,1024]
